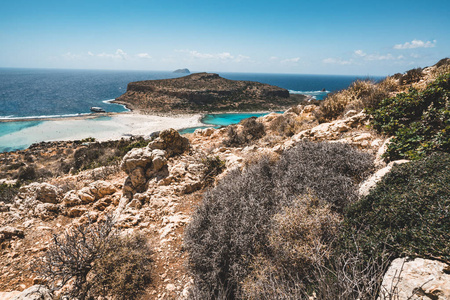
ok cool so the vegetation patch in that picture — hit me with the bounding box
[184,141,373,298]
[36,216,153,299]
[342,152,450,264]
[368,73,450,160]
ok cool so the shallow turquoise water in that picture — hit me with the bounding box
[0,121,43,138]
[202,112,273,126]
[178,112,279,135]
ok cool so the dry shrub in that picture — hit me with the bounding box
[184,142,373,299]
[224,117,265,147]
[268,113,316,137]
[319,79,390,122]
[91,234,153,300]
[36,216,153,299]
[242,194,341,299]
[399,67,423,85]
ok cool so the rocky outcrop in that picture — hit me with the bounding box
[120,129,189,199]
[114,72,304,113]
[12,183,63,220]
[10,285,52,300]
[62,180,117,208]
[358,159,409,197]
[379,257,450,300]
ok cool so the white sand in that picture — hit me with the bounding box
[0,113,203,149]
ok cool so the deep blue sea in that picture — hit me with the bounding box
[0,68,383,152]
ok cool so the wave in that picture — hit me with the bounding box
[103,99,130,111]
[288,90,330,100]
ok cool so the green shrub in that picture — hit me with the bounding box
[0,182,20,203]
[342,152,450,263]
[184,142,373,298]
[368,73,450,160]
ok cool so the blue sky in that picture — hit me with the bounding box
[0,0,448,75]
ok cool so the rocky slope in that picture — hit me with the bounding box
[0,60,449,299]
[113,72,306,113]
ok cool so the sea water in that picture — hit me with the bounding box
[0,68,383,152]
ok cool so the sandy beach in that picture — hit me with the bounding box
[0,112,204,152]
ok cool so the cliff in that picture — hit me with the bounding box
[114,72,304,113]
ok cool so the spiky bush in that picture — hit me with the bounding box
[319,79,390,122]
[184,142,373,299]
[37,217,153,299]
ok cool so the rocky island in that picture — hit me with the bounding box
[113,72,306,113]
[173,68,190,74]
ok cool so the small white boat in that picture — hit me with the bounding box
[90,107,106,113]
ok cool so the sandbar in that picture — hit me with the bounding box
[0,112,203,152]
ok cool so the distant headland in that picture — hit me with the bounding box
[173,68,190,74]
[113,72,307,113]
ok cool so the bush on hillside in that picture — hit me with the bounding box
[368,73,450,160]
[0,182,20,203]
[399,67,423,85]
[184,142,373,298]
[37,216,153,299]
[223,117,265,147]
[319,79,391,122]
[342,152,450,264]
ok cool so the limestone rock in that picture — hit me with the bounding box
[11,285,52,300]
[16,183,63,204]
[148,128,190,157]
[121,147,156,174]
[379,257,450,300]
[359,159,409,197]
[121,139,172,198]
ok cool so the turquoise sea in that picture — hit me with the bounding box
[0,68,383,152]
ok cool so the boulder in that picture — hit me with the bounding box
[11,285,52,300]
[88,180,117,199]
[121,146,169,199]
[16,183,63,204]
[121,147,156,174]
[359,160,409,197]
[147,128,190,157]
[379,257,450,300]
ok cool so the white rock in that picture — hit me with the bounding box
[11,285,52,300]
[379,257,450,300]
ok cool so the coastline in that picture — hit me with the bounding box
[0,111,205,152]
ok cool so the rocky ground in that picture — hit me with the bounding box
[1,63,449,299]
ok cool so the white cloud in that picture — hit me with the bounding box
[87,51,94,56]
[97,49,128,60]
[281,57,300,64]
[354,50,366,57]
[185,50,250,63]
[393,39,436,49]
[323,57,353,65]
[62,52,81,59]
[269,56,279,61]
[136,53,151,59]
[354,50,405,61]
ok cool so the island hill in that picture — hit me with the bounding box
[113,72,307,113]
